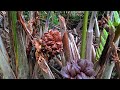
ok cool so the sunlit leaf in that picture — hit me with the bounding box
[113,22,119,26]
[101,36,105,46]
[103,29,108,40]
[99,43,103,52]
[113,11,120,24]
[96,51,99,60]
[97,47,101,56]
[95,29,109,61]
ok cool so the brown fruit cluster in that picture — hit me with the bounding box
[60,59,96,79]
[41,29,63,59]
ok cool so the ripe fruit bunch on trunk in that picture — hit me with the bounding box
[60,59,96,79]
[41,29,63,59]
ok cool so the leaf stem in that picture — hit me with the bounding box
[80,11,89,59]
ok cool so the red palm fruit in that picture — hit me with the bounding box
[46,41,54,46]
[41,29,63,59]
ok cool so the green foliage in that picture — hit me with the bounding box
[99,43,103,51]
[96,50,100,59]
[40,11,48,19]
[103,29,108,39]
[50,11,59,25]
[97,47,101,56]
[69,11,83,22]
[113,11,120,26]
[23,11,29,21]
[101,36,105,46]
[96,29,109,61]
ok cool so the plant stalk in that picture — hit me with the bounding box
[86,11,96,61]
[80,11,89,59]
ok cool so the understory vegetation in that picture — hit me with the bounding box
[0,11,120,79]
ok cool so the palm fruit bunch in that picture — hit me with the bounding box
[41,29,63,60]
[60,59,96,79]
